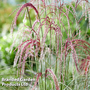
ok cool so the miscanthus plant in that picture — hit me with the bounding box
[11,0,90,90]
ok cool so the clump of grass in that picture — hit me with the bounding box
[11,0,90,90]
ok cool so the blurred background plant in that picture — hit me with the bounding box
[0,1,29,90]
[0,0,90,90]
[0,0,29,66]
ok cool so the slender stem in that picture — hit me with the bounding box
[55,33,57,75]
[25,0,34,38]
[45,73,46,90]
[26,7,34,38]
[25,0,30,26]
[38,14,43,38]
[44,0,47,70]
[26,7,32,28]
[45,62,46,90]
[50,24,52,69]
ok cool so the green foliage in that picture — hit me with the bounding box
[0,2,14,35]
[0,66,31,90]
[15,0,28,4]
[0,34,15,66]
[0,1,24,38]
